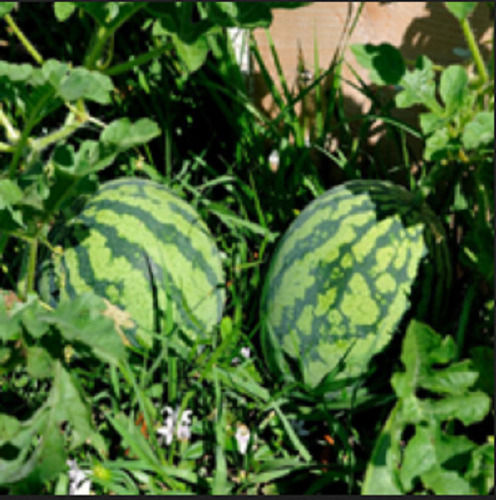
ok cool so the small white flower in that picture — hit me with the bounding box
[235,424,251,455]
[157,406,193,444]
[232,347,251,365]
[177,409,193,442]
[268,149,280,172]
[67,459,91,496]
[157,406,175,446]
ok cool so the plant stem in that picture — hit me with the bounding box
[104,44,169,76]
[25,237,38,297]
[460,17,489,84]
[83,3,145,69]
[84,25,109,69]
[0,141,14,153]
[8,88,53,176]
[30,112,86,153]
[4,13,43,65]
[0,106,20,143]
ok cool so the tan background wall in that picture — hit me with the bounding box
[252,2,493,117]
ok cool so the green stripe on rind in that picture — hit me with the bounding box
[261,180,432,387]
[60,178,224,347]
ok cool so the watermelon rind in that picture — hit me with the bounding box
[260,180,450,387]
[42,178,225,349]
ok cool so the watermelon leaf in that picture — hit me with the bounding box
[362,320,493,495]
[53,2,76,22]
[100,118,161,151]
[0,3,16,17]
[444,2,477,20]
[350,43,405,85]
[45,293,127,365]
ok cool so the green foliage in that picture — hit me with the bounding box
[444,2,477,20]
[0,291,123,491]
[0,1,493,495]
[351,1,494,287]
[362,320,493,495]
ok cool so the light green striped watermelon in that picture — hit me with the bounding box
[261,180,450,387]
[42,178,225,348]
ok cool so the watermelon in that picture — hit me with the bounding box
[260,180,450,387]
[41,178,225,348]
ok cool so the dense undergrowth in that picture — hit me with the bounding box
[0,2,493,494]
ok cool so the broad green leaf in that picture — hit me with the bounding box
[392,320,439,398]
[0,297,20,341]
[462,111,494,150]
[0,179,23,208]
[434,431,477,466]
[0,407,53,486]
[57,68,114,104]
[51,143,76,171]
[0,61,34,82]
[207,2,239,22]
[47,293,127,365]
[445,2,477,20]
[230,2,273,28]
[20,296,51,338]
[419,359,479,395]
[465,443,495,494]
[439,65,468,115]
[207,2,273,28]
[350,43,405,85]
[399,425,437,491]
[361,405,403,494]
[101,118,161,151]
[48,361,107,455]
[422,391,491,426]
[424,127,450,161]
[395,56,438,111]
[0,3,15,16]
[53,2,76,22]
[26,346,53,379]
[73,140,118,175]
[172,34,210,74]
[421,466,473,494]
[26,423,66,484]
[41,59,70,88]
[419,112,446,134]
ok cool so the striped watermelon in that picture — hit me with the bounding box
[42,178,225,348]
[261,180,450,387]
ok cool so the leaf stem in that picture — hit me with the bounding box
[0,141,14,153]
[0,106,20,143]
[84,25,110,69]
[4,13,43,65]
[25,237,38,297]
[30,112,86,153]
[460,17,489,84]
[104,44,170,76]
[83,3,145,69]
[8,88,54,176]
